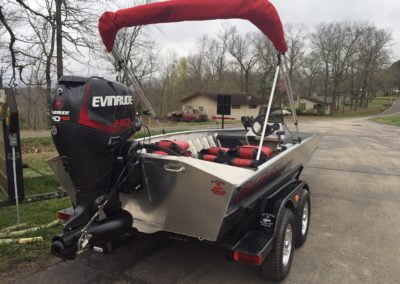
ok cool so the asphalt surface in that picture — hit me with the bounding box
[11,103,400,284]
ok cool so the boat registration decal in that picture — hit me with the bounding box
[211,180,226,196]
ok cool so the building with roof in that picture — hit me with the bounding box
[180,92,266,120]
[295,96,332,115]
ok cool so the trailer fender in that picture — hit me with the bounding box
[260,180,308,238]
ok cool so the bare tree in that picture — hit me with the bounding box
[252,32,276,98]
[285,24,306,80]
[299,52,322,97]
[105,27,158,87]
[227,27,258,93]
[356,25,391,107]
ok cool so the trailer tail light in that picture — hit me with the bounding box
[57,207,74,222]
[233,251,263,266]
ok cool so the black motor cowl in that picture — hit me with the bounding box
[50,76,136,194]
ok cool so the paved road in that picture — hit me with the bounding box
[11,115,400,284]
[378,99,400,116]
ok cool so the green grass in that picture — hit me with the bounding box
[23,176,59,196]
[23,152,56,178]
[372,115,400,126]
[0,198,72,272]
[331,97,394,118]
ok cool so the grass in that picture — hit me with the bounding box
[21,137,55,154]
[330,97,395,118]
[23,176,59,196]
[0,198,72,272]
[372,115,400,126]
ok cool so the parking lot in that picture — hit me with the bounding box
[13,114,400,284]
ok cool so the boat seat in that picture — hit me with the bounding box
[186,135,221,158]
[228,145,273,160]
[200,147,229,155]
[149,140,191,156]
[198,145,273,168]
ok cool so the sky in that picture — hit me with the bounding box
[155,0,400,55]
[83,0,400,76]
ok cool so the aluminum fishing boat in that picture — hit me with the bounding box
[49,0,321,281]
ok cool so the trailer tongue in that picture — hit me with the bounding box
[49,0,319,281]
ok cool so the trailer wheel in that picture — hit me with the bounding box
[294,189,311,247]
[261,208,295,281]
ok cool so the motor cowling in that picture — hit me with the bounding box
[50,76,137,259]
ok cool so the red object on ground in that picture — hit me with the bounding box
[57,207,74,222]
[99,0,287,53]
[211,116,236,121]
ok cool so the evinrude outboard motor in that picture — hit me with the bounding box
[50,76,139,260]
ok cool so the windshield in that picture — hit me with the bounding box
[258,106,285,123]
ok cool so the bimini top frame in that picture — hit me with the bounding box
[98,0,301,162]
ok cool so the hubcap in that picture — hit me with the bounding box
[282,224,293,267]
[302,202,309,235]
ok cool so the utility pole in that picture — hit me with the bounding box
[56,0,63,80]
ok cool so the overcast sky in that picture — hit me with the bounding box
[85,0,400,76]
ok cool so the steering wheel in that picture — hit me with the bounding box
[251,115,280,136]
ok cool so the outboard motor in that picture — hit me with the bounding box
[50,76,138,260]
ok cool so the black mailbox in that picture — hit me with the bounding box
[0,88,24,203]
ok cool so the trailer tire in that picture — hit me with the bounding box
[261,208,295,281]
[294,189,311,247]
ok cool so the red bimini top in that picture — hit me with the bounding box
[98,0,288,53]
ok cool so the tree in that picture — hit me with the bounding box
[252,32,276,98]
[285,24,306,80]
[227,27,258,93]
[356,25,391,107]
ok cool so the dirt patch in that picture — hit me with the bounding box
[21,137,55,154]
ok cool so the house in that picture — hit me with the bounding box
[295,96,332,115]
[180,92,265,120]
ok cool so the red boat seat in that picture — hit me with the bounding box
[198,153,220,162]
[229,157,258,168]
[198,147,230,163]
[152,150,168,156]
[200,147,229,156]
[151,140,191,156]
[199,145,273,168]
[229,145,273,160]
